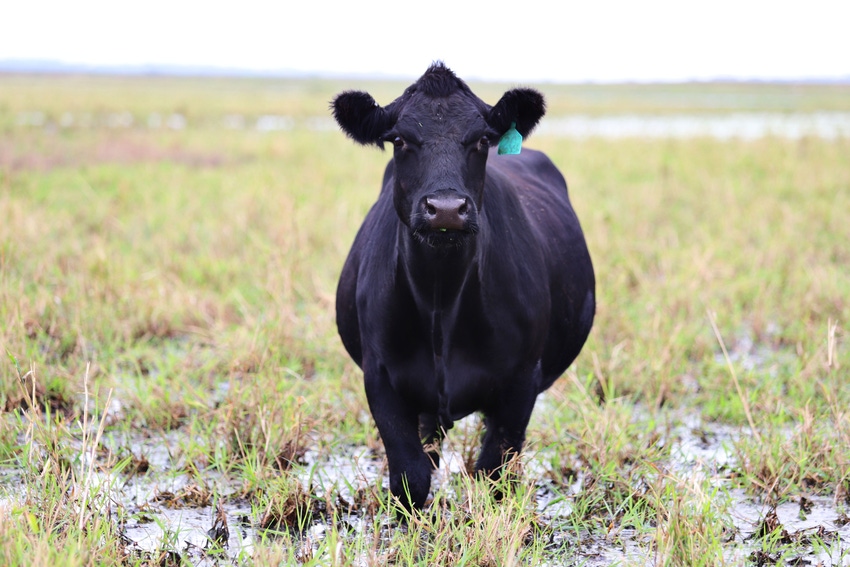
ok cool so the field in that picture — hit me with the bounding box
[1,73,849,566]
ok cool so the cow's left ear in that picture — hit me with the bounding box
[487,88,546,138]
[332,90,395,148]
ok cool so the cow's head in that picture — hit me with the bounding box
[332,62,545,249]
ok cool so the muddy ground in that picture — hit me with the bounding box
[67,407,848,566]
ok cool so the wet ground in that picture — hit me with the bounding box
[12,109,850,140]
[1,351,845,565]
[41,409,841,566]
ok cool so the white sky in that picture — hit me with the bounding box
[2,0,849,83]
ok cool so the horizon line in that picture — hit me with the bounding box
[2,58,849,86]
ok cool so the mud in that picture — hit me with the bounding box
[726,492,850,565]
[117,415,850,564]
[3,410,848,565]
[1,329,843,563]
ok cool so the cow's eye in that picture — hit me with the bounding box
[477,135,491,150]
[393,136,405,149]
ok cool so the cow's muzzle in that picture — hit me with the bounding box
[423,196,469,232]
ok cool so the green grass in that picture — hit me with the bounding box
[1,73,848,565]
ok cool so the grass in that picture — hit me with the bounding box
[0,73,848,565]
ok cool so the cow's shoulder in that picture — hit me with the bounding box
[486,148,565,190]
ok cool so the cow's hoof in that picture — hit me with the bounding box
[390,457,431,512]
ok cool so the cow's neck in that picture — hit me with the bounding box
[399,226,478,431]
[400,228,476,310]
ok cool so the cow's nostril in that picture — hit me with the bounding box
[458,200,468,216]
[426,203,437,215]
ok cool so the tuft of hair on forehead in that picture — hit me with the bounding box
[412,61,474,99]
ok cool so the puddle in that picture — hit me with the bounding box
[93,430,259,564]
[255,115,294,132]
[146,112,187,130]
[714,323,798,375]
[121,504,255,564]
[537,112,850,140]
[725,492,850,565]
[12,110,850,140]
[668,411,739,473]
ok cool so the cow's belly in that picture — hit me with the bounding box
[384,342,535,420]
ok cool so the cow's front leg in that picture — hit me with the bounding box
[364,362,432,511]
[475,365,541,484]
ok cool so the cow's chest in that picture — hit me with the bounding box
[385,344,502,418]
[378,305,533,418]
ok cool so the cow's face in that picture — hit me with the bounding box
[332,63,545,249]
[382,91,494,247]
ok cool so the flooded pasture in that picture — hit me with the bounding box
[12,108,850,140]
[3,329,847,565]
[5,401,842,566]
[2,77,847,565]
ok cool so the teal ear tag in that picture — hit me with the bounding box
[498,121,522,155]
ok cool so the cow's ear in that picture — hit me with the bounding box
[332,90,394,148]
[487,88,546,138]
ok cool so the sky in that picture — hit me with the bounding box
[3,0,849,83]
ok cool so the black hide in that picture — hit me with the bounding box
[332,62,595,510]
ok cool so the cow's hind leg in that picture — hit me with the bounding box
[419,413,444,470]
[364,361,432,511]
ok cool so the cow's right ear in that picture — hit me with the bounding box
[332,91,394,148]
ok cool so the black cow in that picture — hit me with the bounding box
[332,63,595,510]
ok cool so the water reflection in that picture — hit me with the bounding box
[537,112,850,139]
[13,110,850,139]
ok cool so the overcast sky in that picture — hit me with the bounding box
[3,0,849,83]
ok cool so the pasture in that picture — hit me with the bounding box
[0,73,848,566]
